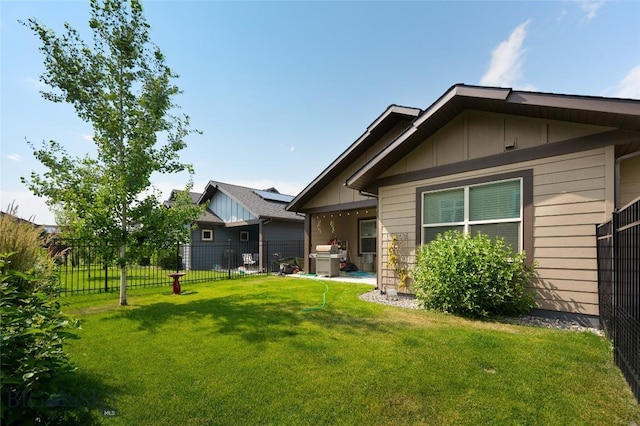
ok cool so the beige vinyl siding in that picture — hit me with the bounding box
[534,247,597,258]
[379,146,612,316]
[378,188,417,287]
[620,153,640,206]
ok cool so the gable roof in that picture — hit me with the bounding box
[346,84,640,192]
[164,189,223,225]
[286,104,422,211]
[164,190,202,206]
[287,83,640,210]
[198,181,303,222]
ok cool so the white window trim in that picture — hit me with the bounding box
[201,229,214,241]
[421,178,523,251]
[359,218,377,255]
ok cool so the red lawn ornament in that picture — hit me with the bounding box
[168,273,186,295]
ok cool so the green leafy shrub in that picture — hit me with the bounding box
[0,210,80,424]
[154,248,181,271]
[412,230,535,318]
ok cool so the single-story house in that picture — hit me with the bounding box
[287,84,640,321]
[166,181,304,271]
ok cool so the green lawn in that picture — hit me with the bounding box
[51,276,639,425]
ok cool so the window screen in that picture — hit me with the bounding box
[359,219,376,254]
[423,188,464,224]
[469,180,520,221]
[422,178,522,250]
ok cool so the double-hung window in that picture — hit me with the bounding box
[359,219,376,255]
[421,178,522,251]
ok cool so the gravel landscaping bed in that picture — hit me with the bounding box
[358,290,604,336]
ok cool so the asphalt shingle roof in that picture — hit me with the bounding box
[166,181,303,224]
[205,181,302,222]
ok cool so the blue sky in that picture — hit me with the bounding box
[2,0,639,225]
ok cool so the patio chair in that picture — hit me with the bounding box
[242,253,256,268]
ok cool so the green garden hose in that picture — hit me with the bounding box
[302,283,329,312]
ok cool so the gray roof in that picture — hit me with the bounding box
[196,207,224,225]
[163,190,201,207]
[163,189,224,225]
[198,181,303,222]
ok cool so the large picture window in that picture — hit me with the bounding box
[422,178,522,250]
[359,219,376,255]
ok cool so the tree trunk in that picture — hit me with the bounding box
[119,241,127,306]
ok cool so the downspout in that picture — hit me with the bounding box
[614,150,640,209]
[358,190,378,198]
[358,189,380,290]
[258,219,264,272]
[258,218,273,271]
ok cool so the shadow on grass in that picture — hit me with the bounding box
[104,291,390,343]
[3,370,121,426]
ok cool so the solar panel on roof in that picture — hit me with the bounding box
[253,189,294,203]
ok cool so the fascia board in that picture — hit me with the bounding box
[287,105,420,211]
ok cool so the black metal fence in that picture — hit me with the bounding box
[596,198,640,403]
[54,239,304,296]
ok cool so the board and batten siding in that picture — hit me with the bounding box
[383,111,609,177]
[303,122,409,210]
[262,221,304,241]
[379,146,614,316]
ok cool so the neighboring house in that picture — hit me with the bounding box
[287,84,640,321]
[166,181,304,271]
[0,211,58,235]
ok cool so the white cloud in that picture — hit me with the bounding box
[7,153,22,162]
[25,77,47,90]
[576,0,604,24]
[289,146,295,153]
[557,8,568,24]
[480,20,532,88]
[609,65,640,99]
[81,134,94,142]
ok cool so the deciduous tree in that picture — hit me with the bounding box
[22,0,202,305]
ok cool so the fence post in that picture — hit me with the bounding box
[612,209,619,342]
[264,240,268,273]
[227,238,233,279]
[104,264,108,293]
[176,242,180,274]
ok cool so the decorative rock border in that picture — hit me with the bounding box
[358,290,603,336]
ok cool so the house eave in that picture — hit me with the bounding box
[286,104,421,212]
[345,83,640,192]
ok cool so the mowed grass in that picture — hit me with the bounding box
[58,276,639,425]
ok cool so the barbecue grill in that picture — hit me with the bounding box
[310,244,343,277]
